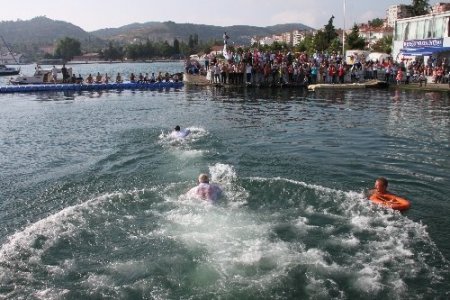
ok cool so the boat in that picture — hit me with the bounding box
[183,72,210,85]
[307,80,389,91]
[0,64,20,76]
[0,35,21,76]
[10,66,72,85]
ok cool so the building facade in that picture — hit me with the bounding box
[432,2,450,14]
[387,5,414,27]
[392,11,450,61]
[358,25,393,49]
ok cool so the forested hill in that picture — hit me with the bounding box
[0,16,313,47]
[0,16,99,46]
[91,21,314,45]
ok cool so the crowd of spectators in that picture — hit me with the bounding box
[191,48,450,86]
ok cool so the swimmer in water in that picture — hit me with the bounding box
[170,125,190,138]
[369,177,389,196]
[187,173,223,202]
[368,177,397,203]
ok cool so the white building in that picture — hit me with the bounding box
[259,36,275,46]
[432,2,450,14]
[358,25,393,49]
[387,5,413,27]
[292,30,316,46]
[392,11,450,61]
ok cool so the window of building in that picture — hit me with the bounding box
[416,20,425,39]
[448,18,450,37]
[434,17,444,37]
[408,21,417,40]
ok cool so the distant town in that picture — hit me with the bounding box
[1,2,450,65]
[251,3,450,50]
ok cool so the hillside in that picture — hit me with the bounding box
[0,17,315,62]
[0,16,103,46]
[91,21,315,45]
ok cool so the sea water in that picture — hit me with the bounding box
[0,63,449,299]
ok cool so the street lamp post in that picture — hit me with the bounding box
[342,0,346,56]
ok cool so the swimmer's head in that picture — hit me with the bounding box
[375,177,388,193]
[198,173,209,183]
[174,125,181,131]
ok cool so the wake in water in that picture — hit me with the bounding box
[1,125,448,299]
[1,167,447,299]
[159,126,208,146]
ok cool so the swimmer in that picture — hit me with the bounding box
[369,177,389,196]
[368,177,411,210]
[170,125,190,138]
[368,177,397,203]
[187,173,223,202]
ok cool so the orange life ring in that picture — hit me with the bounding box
[369,193,411,211]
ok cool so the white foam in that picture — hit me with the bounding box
[329,233,360,248]
[33,288,70,300]
[244,176,448,296]
[158,191,304,290]
[354,265,382,293]
[159,126,208,144]
[1,173,446,298]
[158,126,209,164]
[82,273,115,291]
[0,190,143,297]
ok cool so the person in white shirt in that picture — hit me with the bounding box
[170,125,190,138]
[187,174,223,202]
[51,66,58,83]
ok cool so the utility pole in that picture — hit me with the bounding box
[342,0,346,56]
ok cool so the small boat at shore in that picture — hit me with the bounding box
[0,35,21,76]
[9,66,72,85]
[183,73,210,85]
[308,80,389,91]
[0,64,20,76]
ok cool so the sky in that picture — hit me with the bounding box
[0,0,444,32]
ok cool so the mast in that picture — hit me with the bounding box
[0,35,20,65]
[342,0,346,56]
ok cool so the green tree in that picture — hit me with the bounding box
[328,38,342,54]
[410,0,430,16]
[369,18,384,28]
[144,40,155,57]
[324,16,338,45]
[371,35,393,54]
[102,42,124,61]
[295,34,315,54]
[54,37,81,61]
[186,33,201,54]
[314,30,329,52]
[188,35,195,49]
[346,24,366,50]
[173,38,180,54]
[310,16,339,53]
[126,44,140,61]
[270,41,285,51]
[159,41,172,57]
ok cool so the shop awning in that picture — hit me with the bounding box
[400,47,450,56]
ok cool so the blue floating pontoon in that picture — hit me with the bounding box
[0,81,184,94]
